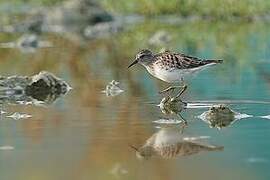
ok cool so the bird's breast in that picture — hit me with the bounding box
[145,65,156,76]
[149,65,184,83]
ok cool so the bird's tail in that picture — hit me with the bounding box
[205,59,223,64]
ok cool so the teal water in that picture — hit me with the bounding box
[0,20,270,180]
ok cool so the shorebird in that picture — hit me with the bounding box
[128,49,222,98]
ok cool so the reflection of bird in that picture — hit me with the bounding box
[128,49,222,98]
[131,127,223,159]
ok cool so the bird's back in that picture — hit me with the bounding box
[153,51,222,70]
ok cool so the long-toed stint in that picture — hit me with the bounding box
[128,49,223,98]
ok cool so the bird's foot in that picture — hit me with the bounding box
[179,120,188,134]
[176,114,188,134]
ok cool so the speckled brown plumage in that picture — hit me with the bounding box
[153,50,223,70]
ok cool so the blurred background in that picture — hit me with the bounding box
[0,0,270,180]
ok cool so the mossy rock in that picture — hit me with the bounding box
[205,105,235,129]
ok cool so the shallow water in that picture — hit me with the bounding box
[0,20,270,180]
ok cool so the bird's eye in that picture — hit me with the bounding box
[140,54,146,58]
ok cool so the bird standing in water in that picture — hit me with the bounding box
[128,49,222,98]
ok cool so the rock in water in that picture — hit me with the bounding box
[0,71,71,105]
[198,105,236,129]
[198,104,252,129]
[25,71,71,103]
[102,80,124,96]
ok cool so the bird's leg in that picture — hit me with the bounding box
[177,113,188,134]
[174,84,187,100]
[170,85,187,102]
[160,79,187,97]
[159,86,176,94]
[172,78,187,100]
[159,85,186,95]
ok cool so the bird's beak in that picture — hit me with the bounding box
[129,145,139,152]
[128,59,138,68]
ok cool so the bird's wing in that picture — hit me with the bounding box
[156,51,218,69]
[172,52,208,69]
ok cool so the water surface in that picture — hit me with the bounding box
[0,20,270,180]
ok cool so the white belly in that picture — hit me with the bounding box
[153,69,182,83]
[145,63,216,83]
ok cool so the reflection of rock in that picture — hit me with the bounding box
[260,115,270,119]
[158,96,186,115]
[246,157,268,164]
[84,22,122,39]
[198,104,252,129]
[6,112,32,120]
[110,163,128,177]
[0,71,71,105]
[17,34,39,48]
[0,34,52,53]
[0,110,6,115]
[102,80,124,97]
[0,146,14,150]
[149,30,171,46]
[132,127,223,159]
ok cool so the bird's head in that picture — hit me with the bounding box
[128,49,154,68]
